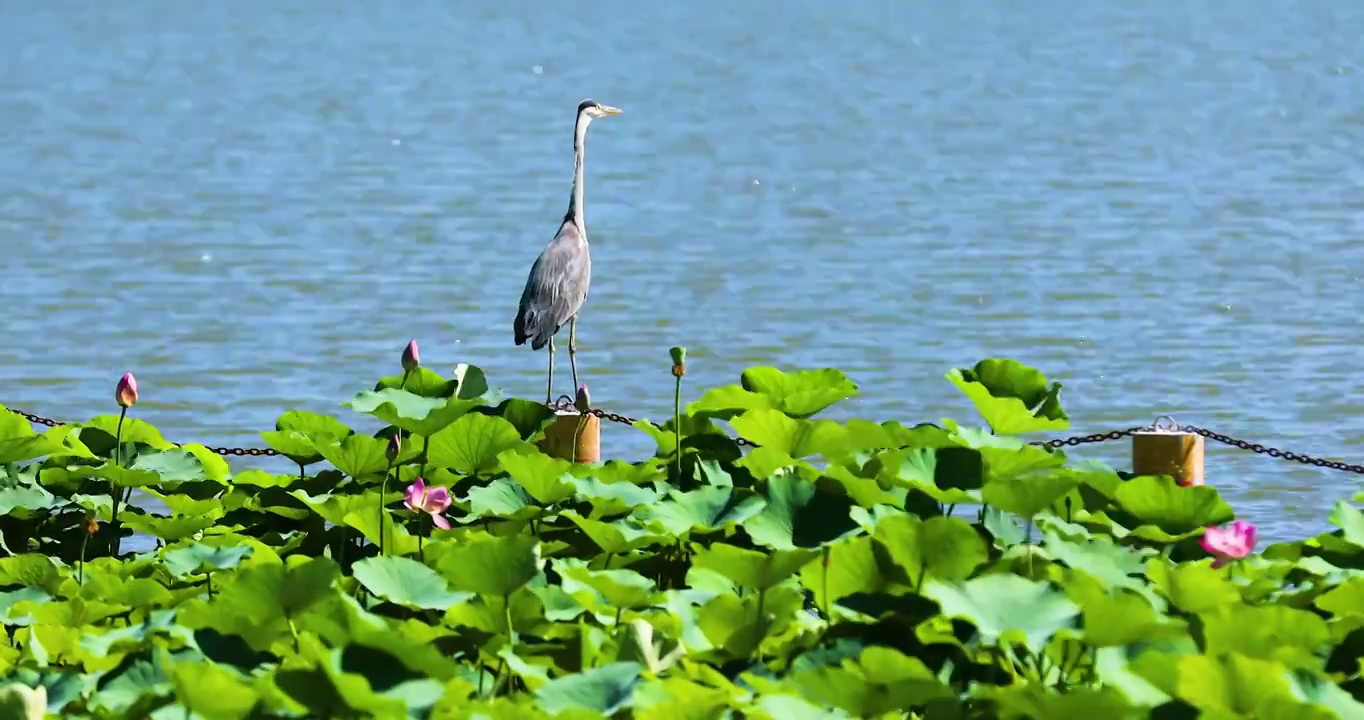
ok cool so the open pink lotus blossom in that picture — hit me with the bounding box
[115,372,138,409]
[404,477,450,530]
[1200,519,1257,568]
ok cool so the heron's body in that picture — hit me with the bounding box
[514,99,620,402]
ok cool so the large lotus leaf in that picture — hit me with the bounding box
[981,684,1142,720]
[271,635,408,717]
[1200,604,1330,670]
[374,366,457,398]
[79,415,175,453]
[179,558,339,651]
[501,451,576,505]
[165,660,259,720]
[427,413,528,476]
[1114,475,1234,534]
[879,448,982,505]
[563,475,661,516]
[822,464,906,509]
[633,486,767,536]
[1170,652,1337,719]
[1316,576,1364,616]
[352,556,472,611]
[1145,559,1242,614]
[1044,531,1157,594]
[556,559,657,613]
[60,447,218,489]
[923,575,1079,652]
[265,410,352,455]
[491,398,557,440]
[0,425,94,464]
[982,474,1078,519]
[692,543,820,592]
[744,471,860,550]
[980,444,1066,484]
[731,409,849,458]
[465,477,540,520]
[161,543,253,578]
[563,513,665,556]
[0,683,47,720]
[792,646,953,715]
[534,661,642,716]
[315,434,391,479]
[695,583,806,657]
[946,359,1069,435]
[689,367,857,419]
[436,533,542,598]
[340,508,421,558]
[346,388,482,437]
[799,535,883,611]
[871,514,987,588]
[1328,501,1364,548]
[1062,573,1185,647]
[633,677,732,719]
[0,483,57,517]
[0,408,31,441]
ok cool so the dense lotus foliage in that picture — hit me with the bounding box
[1,356,1363,718]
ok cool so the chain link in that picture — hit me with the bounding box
[9,404,1363,473]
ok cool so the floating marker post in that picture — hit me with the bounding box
[540,385,600,463]
[1132,415,1204,487]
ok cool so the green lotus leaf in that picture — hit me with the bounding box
[166,660,258,720]
[1171,652,1336,718]
[1200,604,1330,670]
[1316,576,1364,616]
[791,646,953,716]
[1146,558,1242,614]
[923,574,1080,652]
[179,558,339,651]
[0,555,60,592]
[427,413,528,476]
[491,398,558,439]
[436,533,542,597]
[80,415,175,452]
[689,367,857,420]
[946,359,1069,435]
[375,366,457,397]
[121,513,223,543]
[270,635,408,717]
[1115,474,1235,535]
[534,661,642,716]
[315,434,390,478]
[347,387,483,437]
[692,543,819,592]
[633,486,767,536]
[556,558,657,615]
[0,425,93,464]
[501,451,576,505]
[882,447,983,504]
[340,507,421,558]
[563,513,664,555]
[465,477,540,520]
[1044,530,1157,594]
[0,408,31,441]
[1328,500,1364,548]
[871,514,987,588]
[0,682,47,720]
[161,543,253,578]
[0,483,57,517]
[979,443,1066,484]
[982,473,1078,519]
[352,556,472,611]
[730,409,850,458]
[980,683,1142,720]
[228,469,298,488]
[633,677,732,719]
[744,471,860,550]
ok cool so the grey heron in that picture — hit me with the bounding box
[513,99,622,403]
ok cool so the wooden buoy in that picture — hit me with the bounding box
[1132,416,1204,487]
[539,410,600,463]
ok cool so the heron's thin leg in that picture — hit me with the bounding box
[546,337,555,405]
[568,316,580,391]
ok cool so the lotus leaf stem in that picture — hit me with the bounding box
[109,407,128,557]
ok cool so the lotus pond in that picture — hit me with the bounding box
[2,355,1364,719]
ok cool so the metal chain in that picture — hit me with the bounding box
[9,404,1363,474]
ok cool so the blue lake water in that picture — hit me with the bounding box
[2,0,1363,540]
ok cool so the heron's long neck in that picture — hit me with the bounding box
[564,113,589,232]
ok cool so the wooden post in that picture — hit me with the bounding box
[539,410,600,463]
[1132,416,1204,487]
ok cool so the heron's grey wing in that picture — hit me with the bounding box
[514,220,592,349]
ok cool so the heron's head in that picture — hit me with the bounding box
[578,99,622,120]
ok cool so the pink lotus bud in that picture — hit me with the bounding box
[574,384,590,413]
[1199,519,1257,568]
[115,372,138,409]
[386,433,401,462]
[401,339,420,372]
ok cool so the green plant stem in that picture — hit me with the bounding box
[504,593,517,651]
[109,406,128,557]
[673,374,682,479]
[418,514,426,562]
[419,435,430,480]
[379,460,394,556]
[206,572,214,599]
[78,532,88,585]
[399,369,411,390]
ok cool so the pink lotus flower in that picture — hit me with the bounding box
[404,477,450,530]
[402,339,421,372]
[115,372,138,408]
[1200,519,1257,568]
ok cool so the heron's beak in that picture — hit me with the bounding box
[600,105,622,115]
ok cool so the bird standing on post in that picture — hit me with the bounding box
[514,99,622,404]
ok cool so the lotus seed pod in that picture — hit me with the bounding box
[401,339,421,372]
[669,346,686,365]
[115,372,138,409]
